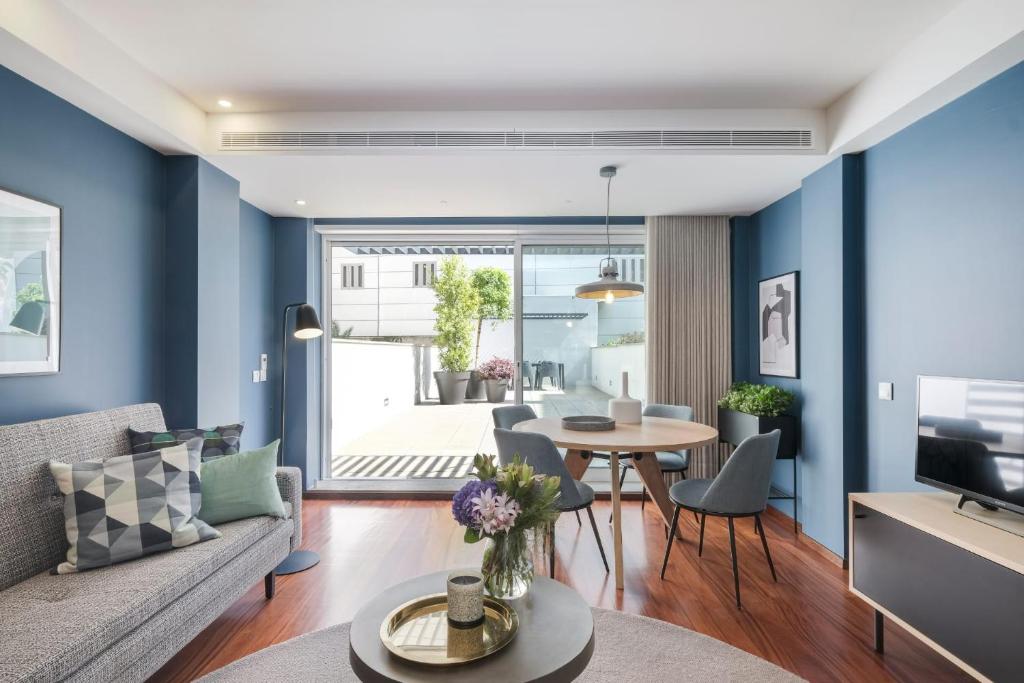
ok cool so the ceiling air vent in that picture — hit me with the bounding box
[220,129,814,151]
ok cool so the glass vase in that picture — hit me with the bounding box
[481,528,537,599]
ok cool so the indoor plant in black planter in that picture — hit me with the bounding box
[431,256,480,405]
[717,382,799,458]
[479,357,514,403]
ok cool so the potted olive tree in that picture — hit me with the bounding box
[479,357,515,403]
[466,267,513,399]
[717,382,799,457]
[432,256,480,405]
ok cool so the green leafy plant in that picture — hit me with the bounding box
[431,255,480,373]
[602,330,645,347]
[470,267,512,367]
[718,382,795,417]
[16,282,44,308]
[331,321,353,339]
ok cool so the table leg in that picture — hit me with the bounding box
[632,451,684,540]
[564,449,591,481]
[609,451,625,590]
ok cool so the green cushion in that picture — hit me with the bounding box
[197,440,286,525]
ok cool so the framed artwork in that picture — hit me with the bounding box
[759,271,798,378]
[0,186,61,376]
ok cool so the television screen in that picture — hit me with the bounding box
[916,376,1024,514]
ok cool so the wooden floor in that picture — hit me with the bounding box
[153,499,970,682]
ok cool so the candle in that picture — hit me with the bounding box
[446,570,484,627]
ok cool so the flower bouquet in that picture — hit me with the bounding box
[452,453,561,598]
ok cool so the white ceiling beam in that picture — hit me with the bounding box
[0,0,205,154]
[827,0,1024,155]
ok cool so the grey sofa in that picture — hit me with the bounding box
[0,404,303,682]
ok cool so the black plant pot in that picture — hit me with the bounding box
[435,371,471,405]
[484,379,508,403]
[465,370,487,400]
[717,407,799,459]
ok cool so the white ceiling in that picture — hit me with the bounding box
[12,0,1015,218]
[215,153,824,218]
[63,0,956,113]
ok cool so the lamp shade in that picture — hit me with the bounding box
[574,257,644,302]
[293,304,323,339]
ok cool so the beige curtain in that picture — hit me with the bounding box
[646,216,732,479]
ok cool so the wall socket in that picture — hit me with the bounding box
[252,370,261,383]
[878,382,894,401]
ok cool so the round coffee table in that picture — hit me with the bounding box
[349,571,594,682]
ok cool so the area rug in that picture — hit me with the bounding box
[199,608,803,682]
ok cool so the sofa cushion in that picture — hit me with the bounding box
[0,510,291,682]
[0,404,167,592]
[198,440,286,525]
[50,441,221,573]
[128,423,244,460]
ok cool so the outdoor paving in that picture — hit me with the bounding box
[331,385,612,478]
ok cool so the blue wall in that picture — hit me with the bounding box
[0,66,165,425]
[862,60,1024,493]
[239,201,278,449]
[733,59,1024,558]
[730,190,802,518]
[274,218,322,486]
[163,157,243,429]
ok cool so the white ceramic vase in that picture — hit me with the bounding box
[608,371,642,424]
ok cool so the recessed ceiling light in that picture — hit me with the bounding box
[440,200,449,206]
[295,199,307,206]
[217,99,233,108]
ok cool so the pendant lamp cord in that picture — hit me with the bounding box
[605,172,613,259]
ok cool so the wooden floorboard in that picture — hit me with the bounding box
[152,499,970,682]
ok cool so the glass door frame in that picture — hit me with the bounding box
[315,224,646,488]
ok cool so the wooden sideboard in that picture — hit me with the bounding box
[848,492,1024,682]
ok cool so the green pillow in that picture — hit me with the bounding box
[198,440,286,525]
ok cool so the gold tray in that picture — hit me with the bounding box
[379,592,518,666]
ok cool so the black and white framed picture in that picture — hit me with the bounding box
[0,186,61,376]
[759,271,798,378]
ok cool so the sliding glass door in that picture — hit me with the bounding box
[320,226,646,491]
[325,240,514,486]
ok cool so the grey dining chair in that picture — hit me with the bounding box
[601,403,694,523]
[660,429,781,608]
[492,404,585,527]
[491,404,538,430]
[493,428,609,577]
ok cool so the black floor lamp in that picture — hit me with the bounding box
[275,302,323,575]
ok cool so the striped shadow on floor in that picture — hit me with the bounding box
[332,454,475,479]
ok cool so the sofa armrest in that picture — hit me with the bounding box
[275,467,303,551]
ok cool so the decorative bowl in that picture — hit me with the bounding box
[561,415,616,432]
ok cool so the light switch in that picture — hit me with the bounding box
[252,370,261,383]
[878,382,894,401]
[259,353,268,382]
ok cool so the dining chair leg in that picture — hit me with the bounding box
[698,513,707,557]
[549,524,556,578]
[575,510,582,526]
[727,517,741,608]
[640,485,647,512]
[755,514,778,582]
[609,466,628,524]
[660,505,682,579]
[586,506,609,573]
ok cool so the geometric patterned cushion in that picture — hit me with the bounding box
[48,441,221,574]
[127,423,244,460]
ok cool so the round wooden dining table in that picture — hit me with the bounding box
[512,416,718,590]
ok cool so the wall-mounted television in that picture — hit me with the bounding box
[916,376,1024,515]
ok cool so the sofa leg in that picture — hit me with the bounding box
[265,571,276,599]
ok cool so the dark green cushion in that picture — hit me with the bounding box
[128,423,244,460]
[197,440,286,525]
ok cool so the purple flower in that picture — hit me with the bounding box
[452,479,497,528]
